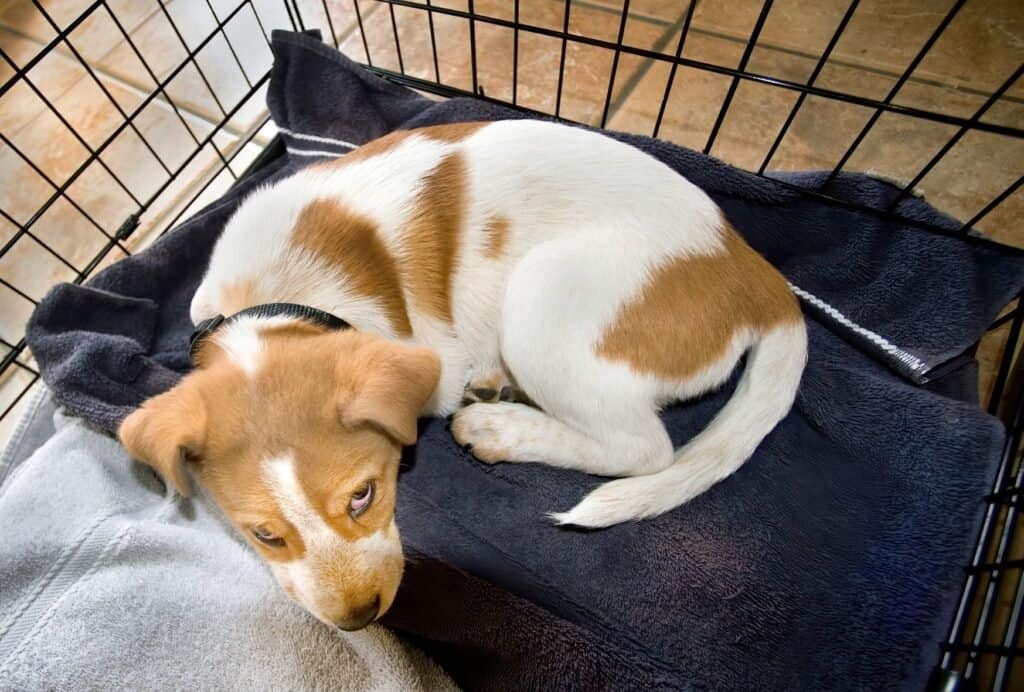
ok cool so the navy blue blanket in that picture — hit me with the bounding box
[26,31,1024,690]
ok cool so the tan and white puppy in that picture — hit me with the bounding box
[119,120,806,629]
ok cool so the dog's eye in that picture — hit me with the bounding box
[350,481,375,517]
[251,527,285,548]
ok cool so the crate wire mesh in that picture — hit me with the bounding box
[0,0,1022,689]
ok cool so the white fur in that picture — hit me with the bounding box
[212,315,297,376]
[549,322,808,527]
[262,454,400,622]
[198,120,807,528]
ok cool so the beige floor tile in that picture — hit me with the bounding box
[607,31,747,149]
[343,0,673,126]
[292,0,362,41]
[30,195,110,271]
[0,0,157,76]
[226,136,269,176]
[0,351,35,427]
[51,73,143,148]
[0,281,35,346]
[854,0,1022,112]
[0,229,78,304]
[2,87,91,186]
[608,9,1023,232]
[96,2,274,139]
[682,0,1017,100]
[66,160,137,234]
[1,58,225,224]
[127,137,242,252]
[973,187,1023,248]
[584,0,691,23]
[100,128,177,204]
[0,92,236,258]
[606,0,1023,130]
[0,373,37,446]
[0,28,83,128]
[914,131,1024,247]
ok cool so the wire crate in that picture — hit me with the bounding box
[0,1,1021,689]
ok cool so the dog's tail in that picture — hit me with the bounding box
[550,319,807,528]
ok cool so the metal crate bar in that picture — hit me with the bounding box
[352,1,373,67]
[386,0,405,75]
[886,64,1023,211]
[702,0,773,155]
[597,0,629,128]
[375,0,1024,140]
[554,0,571,118]
[757,0,861,175]
[33,3,174,180]
[651,0,696,139]
[0,0,261,264]
[825,0,967,184]
[0,0,105,97]
[961,177,1023,234]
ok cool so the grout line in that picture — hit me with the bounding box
[561,1,1022,108]
[568,0,676,28]
[685,24,1024,107]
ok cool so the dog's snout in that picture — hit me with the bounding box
[334,595,381,631]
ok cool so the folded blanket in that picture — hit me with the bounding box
[22,30,1024,690]
[0,388,456,692]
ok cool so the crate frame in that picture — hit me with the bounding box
[1,1,1022,689]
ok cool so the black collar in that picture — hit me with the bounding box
[189,303,352,364]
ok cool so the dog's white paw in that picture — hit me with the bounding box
[451,402,532,464]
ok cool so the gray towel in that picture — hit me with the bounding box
[21,30,1024,690]
[0,387,457,692]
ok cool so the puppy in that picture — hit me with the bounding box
[119,120,806,628]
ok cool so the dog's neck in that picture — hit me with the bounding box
[189,303,353,365]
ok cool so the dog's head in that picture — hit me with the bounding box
[118,321,440,629]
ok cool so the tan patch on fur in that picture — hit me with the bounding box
[304,125,486,325]
[414,121,489,143]
[596,223,800,380]
[317,122,489,170]
[482,215,511,259]
[292,199,413,337]
[398,152,467,322]
[219,279,257,316]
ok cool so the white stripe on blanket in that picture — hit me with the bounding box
[286,147,346,158]
[278,127,358,149]
[788,282,926,373]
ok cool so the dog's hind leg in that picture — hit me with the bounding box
[451,234,675,477]
[452,400,672,477]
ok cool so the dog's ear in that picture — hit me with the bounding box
[339,341,441,446]
[118,381,207,496]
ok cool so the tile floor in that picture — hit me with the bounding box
[0,0,1022,682]
[0,0,1021,434]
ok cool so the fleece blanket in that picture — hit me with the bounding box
[0,387,456,692]
[21,30,1024,690]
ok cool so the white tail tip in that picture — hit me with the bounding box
[547,477,651,528]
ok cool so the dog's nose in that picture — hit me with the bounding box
[334,595,380,631]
